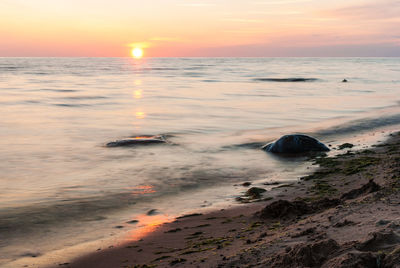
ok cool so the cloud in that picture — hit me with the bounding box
[178,3,215,7]
[322,0,400,20]
[188,42,400,57]
[149,37,183,42]
[252,0,312,5]
[220,18,264,23]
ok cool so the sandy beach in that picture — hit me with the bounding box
[53,131,400,268]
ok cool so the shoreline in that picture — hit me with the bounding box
[57,131,400,267]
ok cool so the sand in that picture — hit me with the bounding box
[53,132,400,268]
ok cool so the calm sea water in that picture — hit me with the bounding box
[1,57,400,266]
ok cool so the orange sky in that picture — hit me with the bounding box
[0,0,399,57]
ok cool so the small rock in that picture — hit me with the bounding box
[147,209,160,216]
[376,219,391,226]
[246,187,267,199]
[338,143,354,150]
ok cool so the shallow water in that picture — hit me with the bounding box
[1,57,399,265]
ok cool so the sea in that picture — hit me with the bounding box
[0,57,399,267]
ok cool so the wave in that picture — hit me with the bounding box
[39,89,79,93]
[254,78,319,82]
[61,96,107,100]
[316,114,400,137]
[228,114,400,150]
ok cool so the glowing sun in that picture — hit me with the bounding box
[131,47,144,59]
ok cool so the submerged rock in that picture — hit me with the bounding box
[106,135,166,147]
[147,209,160,216]
[254,78,318,82]
[262,134,330,154]
[338,143,354,150]
[245,187,267,199]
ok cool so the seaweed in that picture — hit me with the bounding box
[343,157,380,175]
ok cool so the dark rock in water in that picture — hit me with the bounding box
[263,181,281,186]
[254,78,318,82]
[126,219,139,224]
[245,187,267,199]
[263,134,330,154]
[242,182,252,187]
[147,209,160,216]
[338,143,354,150]
[342,79,348,82]
[106,135,166,147]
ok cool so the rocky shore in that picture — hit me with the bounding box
[63,132,400,268]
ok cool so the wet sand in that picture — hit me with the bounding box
[55,132,400,267]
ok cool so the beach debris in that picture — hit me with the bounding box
[169,258,187,265]
[376,219,391,226]
[259,200,310,219]
[242,182,252,187]
[333,219,357,228]
[342,79,348,82]
[340,179,380,200]
[259,198,341,219]
[270,239,339,267]
[165,228,182,233]
[126,219,139,224]
[262,134,330,154]
[323,252,381,267]
[384,246,400,267]
[291,227,316,238]
[254,78,319,82]
[106,135,166,147]
[245,187,267,199]
[338,143,354,150]
[356,230,400,252]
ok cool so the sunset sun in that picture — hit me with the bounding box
[131,47,143,59]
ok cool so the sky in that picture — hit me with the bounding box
[0,0,399,57]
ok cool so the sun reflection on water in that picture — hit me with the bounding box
[125,214,171,242]
[124,185,156,195]
[134,89,143,99]
[135,111,146,119]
